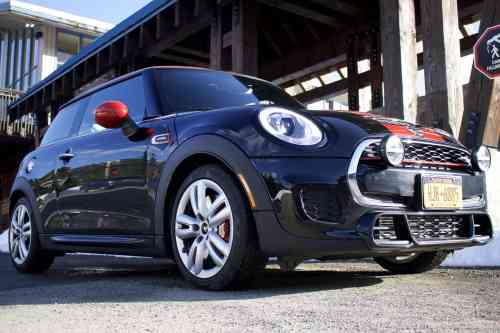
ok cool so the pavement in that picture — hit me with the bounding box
[0,253,499,333]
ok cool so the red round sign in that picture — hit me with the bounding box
[474,24,500,79]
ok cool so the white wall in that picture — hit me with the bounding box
[443,148,500,267]
[39,25,57,81]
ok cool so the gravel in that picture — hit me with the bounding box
[0,254,499,333]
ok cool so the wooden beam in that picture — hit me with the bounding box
[261,30,354,82]
[261,28,283,57]
[156,53,208,67]
[147,9,213,58]
[419,0,464,137]
[380,0,418,122]
[459,23,469,38]
[122,35,129,58]
[175,0,192,27]
[281,21,300,48]
[139,25,146,49]
[296,70,376,104]
[232,0,258,75]
[347,35,359,110]
[223,32,232,49]
[257,0,342,27]
[304,19,321,42]
[460,0,500,148]
[273,55,347,86]
[156,14,168,40]
[370,29,383,109]
[308,0,361,17]
[171,46,210,59]
[210,4,223,69]
[194,0,202,16]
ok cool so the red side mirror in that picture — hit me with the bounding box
[95,101,129,129]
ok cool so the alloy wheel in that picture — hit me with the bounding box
[175,179,234,279]
[9,204,32,265]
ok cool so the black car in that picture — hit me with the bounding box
[9,67,493,290]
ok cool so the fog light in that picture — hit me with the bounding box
[381,135,405,167]
[473,145,491,172]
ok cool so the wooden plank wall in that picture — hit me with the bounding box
[419,0,464,137]
[379,0,418,122]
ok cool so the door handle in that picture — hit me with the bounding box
[58,151,75,162]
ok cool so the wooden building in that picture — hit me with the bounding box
[3,0,500,227]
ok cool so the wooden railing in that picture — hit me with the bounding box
[0,89,35,138]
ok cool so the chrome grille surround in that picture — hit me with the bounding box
[348,139,485,210]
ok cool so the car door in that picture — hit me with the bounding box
[28,105,82,234]
[54,75,154,236]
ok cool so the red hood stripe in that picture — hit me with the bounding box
[346,112,448,143]
[382,123,445,142]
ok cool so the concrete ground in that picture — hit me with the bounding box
[0,254,499,333]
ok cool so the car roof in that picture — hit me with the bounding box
[59,66,273,111]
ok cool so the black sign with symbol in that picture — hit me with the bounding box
[474,24,500,79]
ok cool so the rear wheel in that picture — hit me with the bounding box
[374,251,449,274]
[9,198,54,273]
[170,165,264,290]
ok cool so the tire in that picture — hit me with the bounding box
[8,198,55,274]
[374,251,450,274]
[170,165,264,290]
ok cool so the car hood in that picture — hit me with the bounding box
[175,106,465,159]
[308,110,462,146]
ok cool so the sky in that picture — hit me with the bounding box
[22,0,154,24]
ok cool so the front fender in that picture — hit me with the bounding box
[153,134,274,239]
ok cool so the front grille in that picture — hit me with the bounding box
[361,141,471,170]
[404,143,470,168]
[407,215,471,241]
[300,186,341,223]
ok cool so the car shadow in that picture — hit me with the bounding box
[0,254,387,306]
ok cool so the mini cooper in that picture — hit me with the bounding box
[9,67,493,290]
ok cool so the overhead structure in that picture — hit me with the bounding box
[5,0,495,148]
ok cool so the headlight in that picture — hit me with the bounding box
[258,107,323,146]
[473,145,491,172]
[381,135,405,167]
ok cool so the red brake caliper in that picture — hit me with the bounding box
[218,219,230,241]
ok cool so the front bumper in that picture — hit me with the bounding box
[250,157,493,258]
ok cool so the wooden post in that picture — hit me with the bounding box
[460,0,500,148]
[210,4,223,70]
[232,0,258,76]
[420,0,464,137]
[370,28,383,109]
[347,35,359,110]
[379,0,418,122]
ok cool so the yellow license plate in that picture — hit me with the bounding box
[422,176,462,209]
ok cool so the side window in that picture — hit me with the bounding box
[78,76,146,136]
[40,102,81,146]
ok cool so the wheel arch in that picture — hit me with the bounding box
[154,135,273,256]
[8,178,43,233]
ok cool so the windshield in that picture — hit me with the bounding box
[153,69,304,113]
